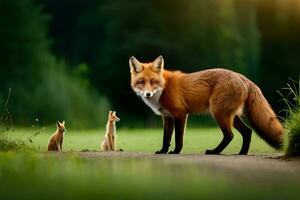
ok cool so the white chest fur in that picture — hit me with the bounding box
[141,90,172,117]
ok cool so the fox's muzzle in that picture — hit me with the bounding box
[144,91,153,98]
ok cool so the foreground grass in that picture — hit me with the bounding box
[10,127,277,154]
[0,128,297,200]
[0,152,299,200]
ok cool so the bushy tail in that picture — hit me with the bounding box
[246,82,284,149]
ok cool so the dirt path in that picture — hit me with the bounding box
[77,151,300,175]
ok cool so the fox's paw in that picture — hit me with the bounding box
[205,149,219,155]
[238,151,248,155]
[155,149,168,154]
[168,150,180,154]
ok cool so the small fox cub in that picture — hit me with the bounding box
[48,121,66,151]
[129,55,284,155]
[101,111,120,151]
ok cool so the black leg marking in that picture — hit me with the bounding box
[155,116,174,154]
[233,116,252,155]
[168,116,187,154]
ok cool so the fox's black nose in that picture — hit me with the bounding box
[145,92,151,97]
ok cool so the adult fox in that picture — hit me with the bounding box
[129,55,283,155]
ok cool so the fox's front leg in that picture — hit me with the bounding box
[108,134,115,151]
[60,138,63,151]
[168,115,188,154]
[57,142,61,152]
[155,116,174,154]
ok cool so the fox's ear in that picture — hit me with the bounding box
[152,55,164,73]
[109,110,112,115]
[57,121,60,127]
[62,121,65,126]
[129,56,143,73]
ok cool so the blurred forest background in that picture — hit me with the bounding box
[0,0,299,128]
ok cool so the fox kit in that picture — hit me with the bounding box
[101,111,120,151]
[129,55,283,155]
[48,121,66,151]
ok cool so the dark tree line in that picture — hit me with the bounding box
[0,0,109,128]
[0,0,299,127]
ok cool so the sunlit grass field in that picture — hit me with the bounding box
[0,127,297,200]
[11,127,276,154]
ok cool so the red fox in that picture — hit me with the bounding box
[48,121,66,151]
[101,111,120,151]
[129,55,284,155]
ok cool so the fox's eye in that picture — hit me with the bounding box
[137,79,144,85]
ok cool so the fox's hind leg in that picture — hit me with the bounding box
[233,116,252,155]
[205,114,234,155]
[206,77,248,155]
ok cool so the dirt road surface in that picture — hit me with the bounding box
[76,151,300,181]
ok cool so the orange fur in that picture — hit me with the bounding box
[48,121,66,151]
[129,56,283,154]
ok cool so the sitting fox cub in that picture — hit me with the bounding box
[129,55,283,155]
[48,121,66,151]
[101,111,120,151]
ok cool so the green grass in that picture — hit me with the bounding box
[284,81,300,157]
[285,109,300,157]
[0,151,298,200]
[9,127,276,154]
[0,127,291,200]
[0,133,32,152]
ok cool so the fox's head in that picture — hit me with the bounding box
[129,56,165,98]
[108,111,120,122]
[56,121,66,133]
